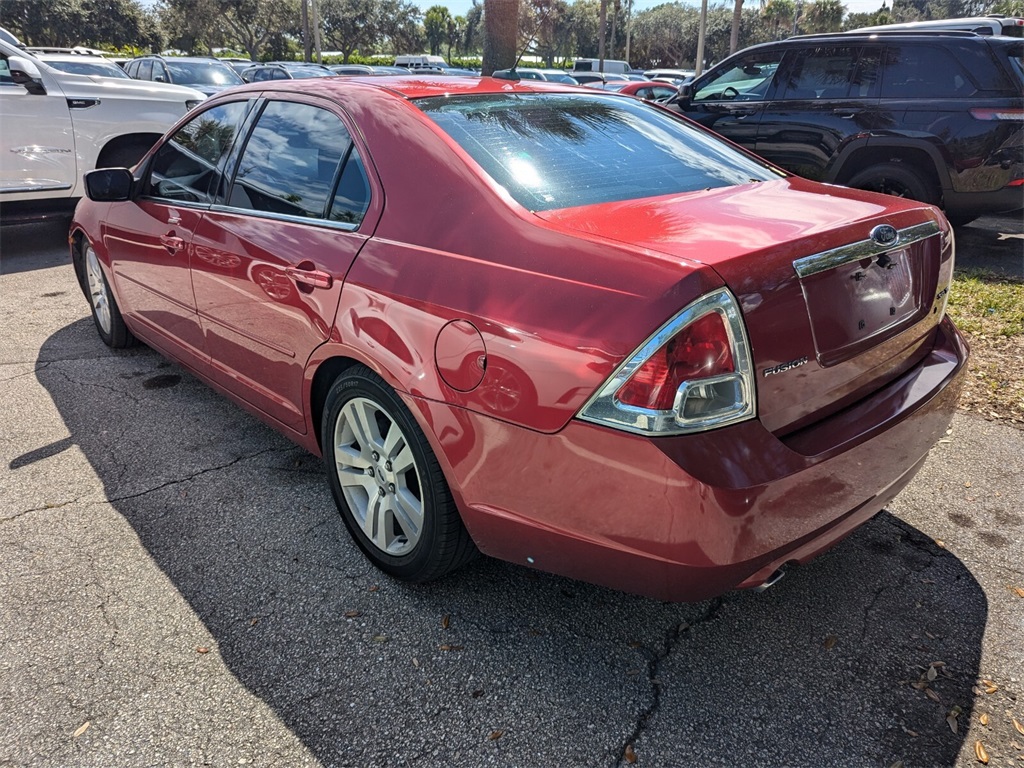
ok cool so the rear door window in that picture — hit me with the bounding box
[778,46,859,100]
[881,44,977,98]
[693,50,784,103]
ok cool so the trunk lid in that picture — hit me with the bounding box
[536,178,954,437]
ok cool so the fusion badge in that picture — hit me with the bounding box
[763,356,809,377]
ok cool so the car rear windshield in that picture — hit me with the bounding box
[417,93,778,212]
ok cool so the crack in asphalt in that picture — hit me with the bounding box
[0,498,82,524]
[0,361,50,383]
[613,597,726,767]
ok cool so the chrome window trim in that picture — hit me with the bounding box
[792,220,940,278]
[207,203,361,232]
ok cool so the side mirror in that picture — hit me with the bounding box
[84,168,134,202]
[8,55,46,95]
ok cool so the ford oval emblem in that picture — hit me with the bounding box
[870,224,899,246]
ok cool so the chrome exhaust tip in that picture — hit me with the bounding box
[754,567,787,592]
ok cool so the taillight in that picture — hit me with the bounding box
[969,108,1024,121]
[578,288,756,435]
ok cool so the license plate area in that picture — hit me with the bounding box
[799,247,930,367]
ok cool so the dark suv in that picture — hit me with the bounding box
[666,31,1023,224]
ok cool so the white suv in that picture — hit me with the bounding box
[0,39,205,222]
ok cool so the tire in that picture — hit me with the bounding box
[847,162,937,205]
[83,240,136,348]
[322,366,477,582]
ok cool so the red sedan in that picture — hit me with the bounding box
[70,76,967,601]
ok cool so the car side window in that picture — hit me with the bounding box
[229,100,357,221]
[693,51,784,103]
[153,63,168,83]
[778,46,858,100]
[144,101,249,203]
[137,59,153,80]
[881,44,977,98]
[329,147,371,225]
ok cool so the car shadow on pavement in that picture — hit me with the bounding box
[33,320,987,767]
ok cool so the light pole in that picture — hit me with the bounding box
[695,0,708,76]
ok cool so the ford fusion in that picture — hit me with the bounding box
[70,76,968,601]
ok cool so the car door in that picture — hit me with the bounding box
[190,96,382,432]
[0,48,77,197]
[754,45,885,181]
[102,100,253,365]
[671,47,786,150]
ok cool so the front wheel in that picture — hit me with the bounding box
[847,162,937,205]
[322,366,476,582]
[83,241,136,348]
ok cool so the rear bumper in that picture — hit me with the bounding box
[408,317,968,602]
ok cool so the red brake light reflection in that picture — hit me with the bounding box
[617,312,735,410]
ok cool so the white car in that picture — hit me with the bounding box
[32,52,133,80]
[0,39,205,221]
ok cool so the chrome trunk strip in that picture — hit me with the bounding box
[792,220,941,278]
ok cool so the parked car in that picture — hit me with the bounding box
[601,80,679,101]
[644,67,696,84]
[33,53,132,79]
[71,76,967,602]
[573,72,628,85]
[851,15,1024,36]
[240,62,334,82]
[0,38,204,222]
[329,64,376,76]
[124,55,244,96]
[664,31,1024,225]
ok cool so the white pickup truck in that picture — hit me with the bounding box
[0,38,205,222]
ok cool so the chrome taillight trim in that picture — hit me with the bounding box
[792,220,940,278]
[577,288,756,436]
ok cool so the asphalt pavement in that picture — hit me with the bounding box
[1,216,1022,768]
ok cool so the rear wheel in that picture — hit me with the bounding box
[322,366,476,582]
[83,241,136,348]
[847,162,937,205]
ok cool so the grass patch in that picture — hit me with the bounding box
[947,269,1024,426]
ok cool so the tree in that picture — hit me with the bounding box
[483,0,519,75]
[424,5,452,56]
[320,0,379,62]
[0,0,86,47]
[800,0,845,33]
[464,1,483,53]
[217,0,300,61]
[761,0,796,37]
[160,0,224,54]
[446,15,466,60]
[379,0,424,55]
[730,0,743,54]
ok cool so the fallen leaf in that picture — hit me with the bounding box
[368,585,379,592]
[439,644,464,651]
[823,634,838,649]
[930,661,946,667]
[947,715,959,734]
[624,744,638,764]
[372,635,388,643]
[1010,740,1022,751]
[904,729,919,738]
[964,481,973,488]
[1014,718,1024,736]
[974,740,989,764]
[935,540,946,549]
[888,761,904,768]
[982,680,998,694]
[344,610,361,618]
[73,721,90,738]
[196,646,210,654]
[926,688,941,703]
[249,617,259,627]
[979,713,989,726]
[412,658,419,668]
[911,681,929,690]
[927,666,938,682]
[1012,587,1024,599]
[488,730,504,741]
[442,614,450,630]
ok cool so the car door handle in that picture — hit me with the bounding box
[833,108,863,118]
[160,234,185,253]
[286,267,333,289]
[733,109,758,118]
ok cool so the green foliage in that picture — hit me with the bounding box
[424,4,452,56]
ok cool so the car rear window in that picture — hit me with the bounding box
[417,93,778,212]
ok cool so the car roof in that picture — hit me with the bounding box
[216,75,577,101]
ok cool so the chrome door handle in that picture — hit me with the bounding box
[167,214,181,225]
[160,234,185,253]
[286,267,333,289]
